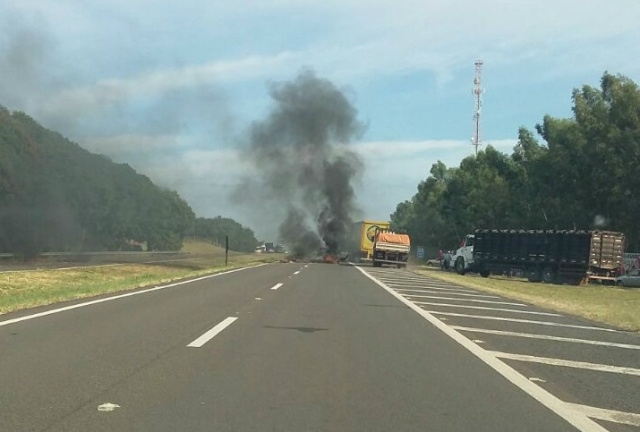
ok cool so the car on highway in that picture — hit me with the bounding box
[615,268,640,287]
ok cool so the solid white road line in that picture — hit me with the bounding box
[0,265,263,328]
[353,264,609,432]
[394,288,501,298]
[187,317,238,348]
[451,326,640,350]
[413,301,561,316]
[566,403,640,427]
[491,351,640,376]
[270,283,283,290]
[424,310,618,332]
[402,294,527,306]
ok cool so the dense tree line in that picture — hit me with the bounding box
[188,217,258,253]
[0,107,195,256]
[391,72,640,252]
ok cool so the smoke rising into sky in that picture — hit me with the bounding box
[236,70,365,256]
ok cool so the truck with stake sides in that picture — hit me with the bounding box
[450,229,625,285]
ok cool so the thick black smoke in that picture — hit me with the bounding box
[239,70,364,257]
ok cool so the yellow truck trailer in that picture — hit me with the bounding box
[351,220,390,261]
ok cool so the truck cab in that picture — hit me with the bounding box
[451,234,475,275]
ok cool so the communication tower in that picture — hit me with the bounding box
[471,60,484,156]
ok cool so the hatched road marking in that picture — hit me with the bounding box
[451,326,640,350]
[355,265,610,432]
[423,310,619,332]
[490,351,640,376]
[566,403,640,427]
[394,288,501,298]
[402,294,528,306]
[413,301,562,316]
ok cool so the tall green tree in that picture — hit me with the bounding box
[391,72,640,251]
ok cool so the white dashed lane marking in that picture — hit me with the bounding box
[187,317,238,348]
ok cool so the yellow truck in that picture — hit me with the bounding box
[350,220,390,262]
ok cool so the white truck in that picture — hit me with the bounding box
[450,234,476,275]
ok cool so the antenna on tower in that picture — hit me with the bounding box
[471,59,484,156]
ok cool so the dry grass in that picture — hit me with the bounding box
[0,240,286,315]
[412,267,640,332]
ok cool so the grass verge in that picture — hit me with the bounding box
[412,267,640,332]
[0,240,286,316]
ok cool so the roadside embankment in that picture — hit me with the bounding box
[0,241,285,315]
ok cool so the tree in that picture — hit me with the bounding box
[0,108,199,254]
[190,217,258,253]
[391,72,640,251]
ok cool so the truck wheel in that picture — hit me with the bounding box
[455,257,466,275]
[542,267,557,284]
[479,269,490,278]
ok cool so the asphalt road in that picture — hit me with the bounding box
[1,263,638,431]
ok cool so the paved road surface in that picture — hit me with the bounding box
[1,263,638,431]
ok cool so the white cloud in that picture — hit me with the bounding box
[3,0,635,139]
[3,0,638,235]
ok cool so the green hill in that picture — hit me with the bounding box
[0,106,195,256]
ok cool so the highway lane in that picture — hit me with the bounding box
[0,262,607,431]
[0,263,297,431]
[364,266,640,432]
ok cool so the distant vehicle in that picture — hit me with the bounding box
[372,230,411,268]
[264,242,275,253]
[616,269,640,287]
[425,258,440,267]
[451,229,625,285]
[350,220,391,262]
[275,244,286,253]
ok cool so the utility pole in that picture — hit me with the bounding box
[472,59,484,156]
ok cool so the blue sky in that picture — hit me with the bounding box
[1,0,639,240]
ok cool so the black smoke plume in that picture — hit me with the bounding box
[238,70,364,257]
